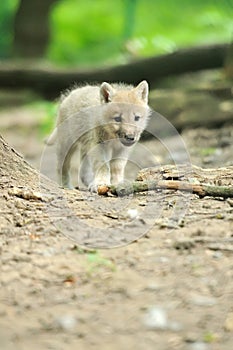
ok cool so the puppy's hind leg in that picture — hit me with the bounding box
[57,143,77,189]
[79,155,94,188]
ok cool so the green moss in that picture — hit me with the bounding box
[200,147,217,156]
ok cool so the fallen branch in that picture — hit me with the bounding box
[98,180,233,198]
[0,43,228,98]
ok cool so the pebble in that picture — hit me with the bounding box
[127,209,139,219]
[190,295,217,306]
[143,306,183,331]
[158,256,170,263]
[227,199,233,207]
[42,247,56,257]
[189,342,208,350]
[32,247,57,257]
[169,321,183,332]
[54,314,77,331]
[143,306,168,330]
[145,283,163,291]
[212,251,223,259]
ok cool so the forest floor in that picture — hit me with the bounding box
[0,71,233,350]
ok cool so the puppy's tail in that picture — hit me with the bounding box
[44,128,57,145]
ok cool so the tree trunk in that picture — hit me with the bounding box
[224,40,233,79]
[13,0,57,58]
[1,43,228,98]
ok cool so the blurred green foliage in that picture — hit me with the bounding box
[28,100,58,137]
[0,0,232,65]
[49,0,233,66]
[0,0,18,58]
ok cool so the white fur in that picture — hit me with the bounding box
[50,81,151,191]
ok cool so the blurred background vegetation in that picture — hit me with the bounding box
[0,0,232,168]
[0,0,232,67]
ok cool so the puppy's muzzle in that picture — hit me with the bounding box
[120,133,136,146]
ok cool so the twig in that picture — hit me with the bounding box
[98,180,233,198]
[8,187,43,201]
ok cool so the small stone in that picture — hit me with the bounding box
[169,321,183,331]
[227,199,233,207]
[185,332,198,343]
[54,314,77,331]
[212,251,223,259]
[42,247,56,257]
[215,213,224,219]
[145,283,163,291]
[143,306,183,331]
[143,306,168,330]
[127,209,138,219]
[158,256,170,263]
[190,295,217,306]
[189,342,208,350]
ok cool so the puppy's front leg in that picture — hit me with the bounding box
[88,162,110,192]
[86,145,111,192]
[110,158,128,186]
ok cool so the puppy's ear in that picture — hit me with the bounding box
[100,82,115,103]
[134,80,149,104]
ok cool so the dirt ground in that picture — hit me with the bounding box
[0,76,233,350]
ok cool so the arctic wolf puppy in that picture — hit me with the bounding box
[49,80,151,192]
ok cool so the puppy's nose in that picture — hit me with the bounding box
[125,134,135,142]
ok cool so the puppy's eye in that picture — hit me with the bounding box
[114,116,122,122]
[134,115,140,121]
